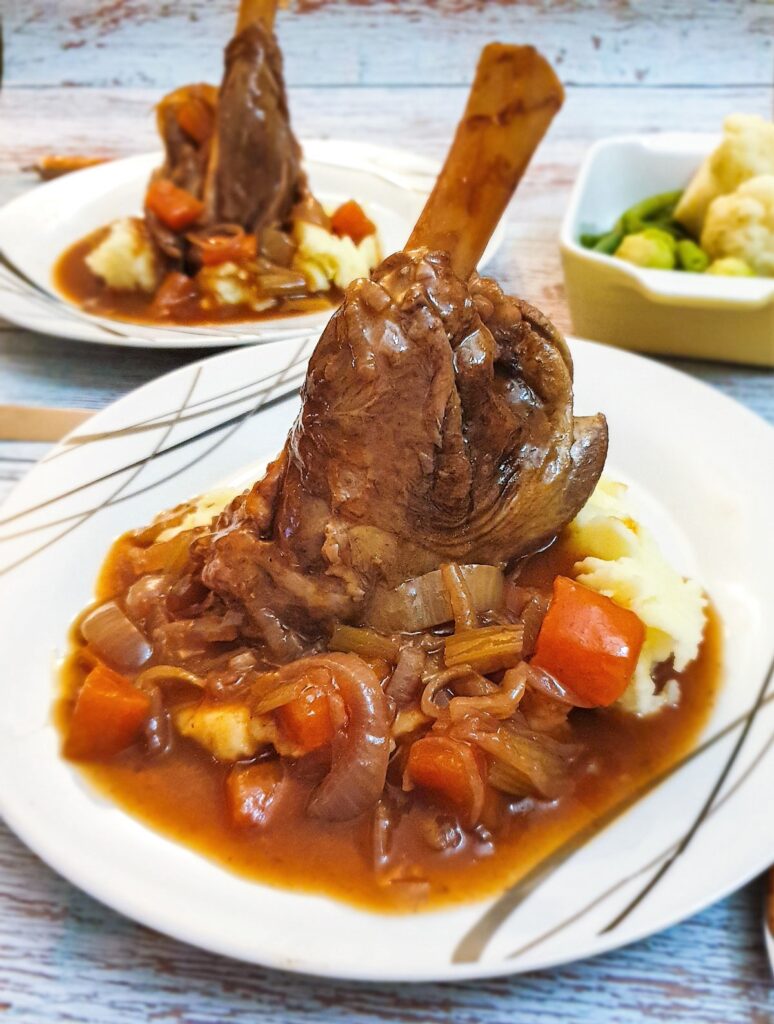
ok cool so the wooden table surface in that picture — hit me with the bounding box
[1,1,773,1020]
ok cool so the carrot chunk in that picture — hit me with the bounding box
[406,735,486,823]
[277,681,334,753]
[65,664,151,760]
[330,200,376,245]
[176,97,215,144]
[226,761,283,827]
[145,178,204,231]
[195,232,257,266]
[149,271,199,317]
[532,576,645,707]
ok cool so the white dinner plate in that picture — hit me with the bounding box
[0,337,772,981]
[0,140,504,349]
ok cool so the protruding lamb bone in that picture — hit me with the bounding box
[407,44,564,280]
[203,0,304,231]
[236,0,278,32]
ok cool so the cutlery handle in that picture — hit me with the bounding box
[0,404,93,443]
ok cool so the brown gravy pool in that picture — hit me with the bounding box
[57,539,721,912]
[53,229,340,328]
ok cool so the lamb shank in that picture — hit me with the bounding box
[199,44,608,654]
[147,0,306,256]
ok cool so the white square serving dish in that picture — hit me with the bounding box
[560,133,774,367]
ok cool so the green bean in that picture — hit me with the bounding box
[621,190,683,234]
[676,239,710,273]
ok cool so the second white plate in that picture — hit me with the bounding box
[0,140,504,349]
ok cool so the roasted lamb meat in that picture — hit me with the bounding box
[146,0,305,257]
[198,44,608,654]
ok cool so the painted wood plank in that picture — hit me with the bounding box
[3,83,770,187]
[4,0,773,90]
[0,820,771,1024]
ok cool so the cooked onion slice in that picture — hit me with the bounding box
[524,663,594,708]
[366,565,504,633]
[80,601,152,673]
[453,715,579,800]
[307,654,390,821]
[448,664,527,722]
[385,646,426,704]
[268,653,390,821]
[440,563,477,631]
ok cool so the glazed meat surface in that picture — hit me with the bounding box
[149,19,304,257]
[205,22,305,231]
[201,248,607,650]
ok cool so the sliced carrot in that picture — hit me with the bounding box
[225,761,283,827]
[145,178,204,231]
[194,232,257,266]
[276,679,334,753]
[149,272,199,318]
[65,664,151,760]
[176,96,215,144]
[406,735,486,824]
[532,576,645,707]
[330,200,376,245]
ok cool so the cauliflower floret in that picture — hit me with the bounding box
[293,221,380,292]
[175,702,277,761]
[706,256,755,276]
[674,114,774,237]
[567,479,706,716]
[85,217,160,292]
[700,174,774,276]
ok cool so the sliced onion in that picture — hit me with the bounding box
[366,565,504,633]
[141,682,173,757]
[449,664,527,722]
[80,601,151,672]
[524,663,594,708]
[420,666,494,719]
[275,653,390,821]
[440,563,477,630]
[385,646,426,704]
[135,666,204,689]
[505,585,551,656]
[253,679,309,715]
[452,715,579,800]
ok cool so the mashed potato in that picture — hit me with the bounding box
[85,217,160,292]
[293,220,380,291]
[155,487,240,543]
[566,479,706,716]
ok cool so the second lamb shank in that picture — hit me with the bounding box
[200,45,608,654]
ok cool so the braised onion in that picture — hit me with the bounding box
[524,663,593,708]
[452,714,579,800]
[80,601,152,672]
[366,565,504,633]
[440,563,477,631]
[303,654,390,821]
[448,664,527,722]
[385,646,426,704]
